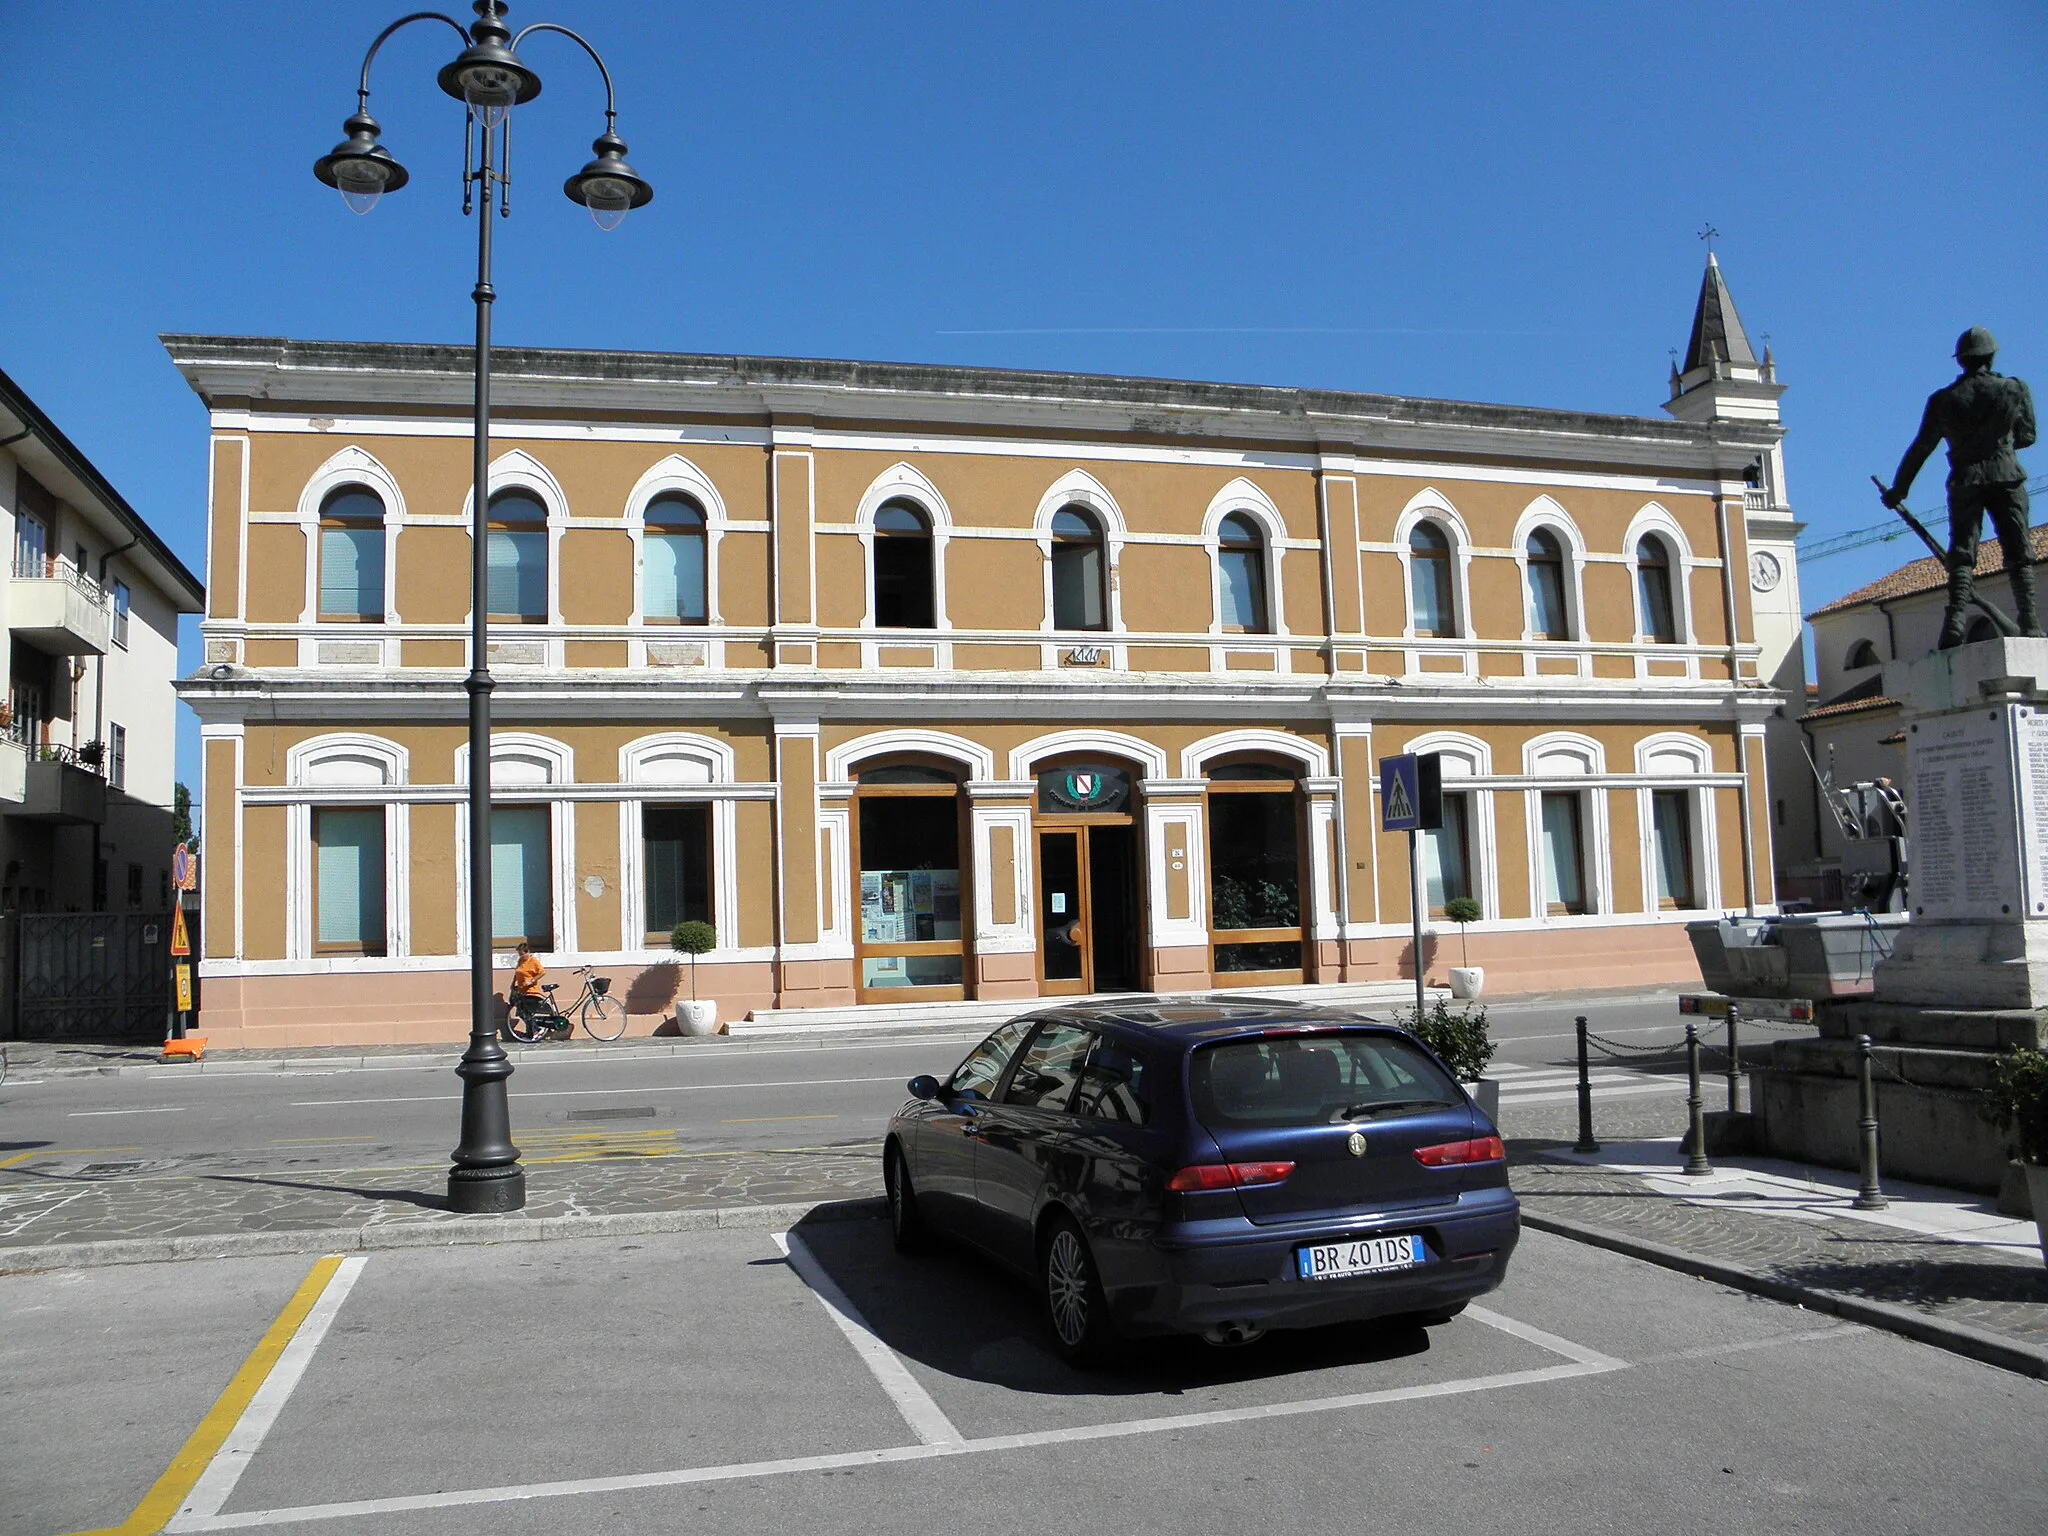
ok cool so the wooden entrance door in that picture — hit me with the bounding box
[1036,827,1090,995]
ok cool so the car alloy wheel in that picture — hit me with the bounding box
[1041,1217,1107,1362]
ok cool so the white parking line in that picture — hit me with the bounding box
[289,1075,907,1108]
[775,1231,964,1446]
[175,1256,369,1525]
[67,1106,188,1117]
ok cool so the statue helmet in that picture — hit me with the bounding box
[1955,326,1998,361]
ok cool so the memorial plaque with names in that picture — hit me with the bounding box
[1908,706,2023,921]
[2014,706,2048,919]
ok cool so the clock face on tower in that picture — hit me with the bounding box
[1750,550,1783,593]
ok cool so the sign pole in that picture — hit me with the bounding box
[1408,827,1426,1023]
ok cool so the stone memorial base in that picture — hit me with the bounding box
[1752,637,2048,1196]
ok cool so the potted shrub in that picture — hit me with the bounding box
[1980,1046,2048,1262]
[1402,994,1500,1121]
[1443,896,1484,1000]
[669,920,719,1036]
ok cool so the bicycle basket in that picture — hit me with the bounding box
[591,975,612,996]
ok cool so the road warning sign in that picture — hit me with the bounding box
[1378,752,1444,833]
[170,903,191,957]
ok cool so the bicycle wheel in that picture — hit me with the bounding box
[581,993,627,1041]
[503,998,548,1044]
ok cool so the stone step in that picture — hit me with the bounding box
[736,980,1444,1037]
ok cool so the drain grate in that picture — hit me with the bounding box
[565,1106,658,1121]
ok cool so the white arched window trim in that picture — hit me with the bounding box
[1398,730,1499,922]
[1633,733,1721,914]
[827,728,994,784]
[295,447,404,626]
[1510,496,1589,643]
[617,732,741,958]
[459,450,571,627]
[1623,503,1696,645]
[854,462,952,631]
[284,733,410,962]
[1522,731,1611,920]
[1392,490,1474,642]
[1202,478,1289,638]
[453,733,577,956]
[1010,729,1168,782]
[1034,469,1127,636]
[625,455,728,627]
[1180,728,1330,779]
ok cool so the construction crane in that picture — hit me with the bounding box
[1797,475,2048,565]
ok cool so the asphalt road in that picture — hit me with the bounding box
[0,988,1759,1177]
[4,1221,2041,1536]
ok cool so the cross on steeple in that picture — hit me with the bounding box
[1698,223,1720,253]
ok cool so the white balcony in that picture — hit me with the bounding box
[10,560,112,655]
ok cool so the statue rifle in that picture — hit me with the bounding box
[1868,476,2021,637]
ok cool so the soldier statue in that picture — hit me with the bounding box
[1880,327,2039,646]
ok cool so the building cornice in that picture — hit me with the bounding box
[161,334,1779,479]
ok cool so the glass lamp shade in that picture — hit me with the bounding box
[564,133,652,230]
[314,114,409,215]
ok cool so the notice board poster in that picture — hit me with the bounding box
[860,869,963,942]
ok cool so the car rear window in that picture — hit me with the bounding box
[1191,1033,1461,1128]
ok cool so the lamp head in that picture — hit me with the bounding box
[437,1,540,123]
[314,111,409,214]
[564,131,653,231]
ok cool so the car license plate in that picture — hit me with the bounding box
[1296,1234,1426,1281]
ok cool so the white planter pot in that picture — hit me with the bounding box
[1449,966,1485,1001]
[2026,1163,2048,1266]
[676,999,719,1037]
[1467,1077,1500,1123]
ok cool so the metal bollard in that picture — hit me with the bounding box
[1573,1015,1600,1153]
[1725,1001,1741,1114]
[1683,1022,1712,1176]
[1853,1034,1888,1210]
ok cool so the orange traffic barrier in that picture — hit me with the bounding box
[162,1037,207,1062]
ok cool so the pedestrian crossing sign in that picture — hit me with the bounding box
[1379,752,1444,832]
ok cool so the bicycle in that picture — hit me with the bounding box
[503,965,627,1042]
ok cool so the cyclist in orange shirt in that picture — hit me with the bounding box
[508,942,563,1038]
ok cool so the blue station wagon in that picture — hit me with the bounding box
[883,999,1520,1362]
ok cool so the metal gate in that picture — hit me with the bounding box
[14,912,172,1039]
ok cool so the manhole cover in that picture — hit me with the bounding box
[565,1106,657,1121]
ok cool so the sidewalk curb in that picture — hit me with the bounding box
[0,1196,888,1276]
[1520,1207,2048,1381]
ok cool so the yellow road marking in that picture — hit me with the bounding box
[721,1115,840,1124]
[272,1137,376,1145]
[0,1147,144,1171]
[62,1255,345,1536]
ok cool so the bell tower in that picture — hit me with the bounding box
[1664,252,1811,906]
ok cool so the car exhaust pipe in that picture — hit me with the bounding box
[1201,1321,1267,1348]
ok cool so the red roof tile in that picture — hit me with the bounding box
[1810,522,2048,617]
[1800,694,1901,723]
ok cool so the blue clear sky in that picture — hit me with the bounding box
[2,2,2043,815]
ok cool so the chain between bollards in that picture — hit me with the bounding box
[1724,1001,1742,1114]
[1853,1033,1889,1210]
[1683,1021,1712,1176]
[1573,1015,1600,1153]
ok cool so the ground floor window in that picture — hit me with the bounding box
[1207,763,1303,979]
[1651,789,1697,910]
[855,767,964,994]
[491,804,552,947]
[314,806,387,955]
[1540,791,1587,916]
[643,804,712,940]
[1422,793,1472,916]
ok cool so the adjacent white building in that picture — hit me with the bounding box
[0,366,204,916]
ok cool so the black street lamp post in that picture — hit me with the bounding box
[315,0,652,1214]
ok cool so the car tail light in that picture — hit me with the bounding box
[1412,1136,1506,1168]
[1166,1161,1296,1192]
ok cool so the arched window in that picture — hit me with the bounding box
[1206,756,1304,983]
[1844,638,1881,670]
[1217,513,1269,633]
[487,490,548,622]
[1525,528,1570,640]
[1050,506,1108,631]
[853,758,965,999]
[318,486,386,621]
[644,492,707,624]
[1635,535,1678,644]
[872,500,935,628]
[1409,521,1456,636]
